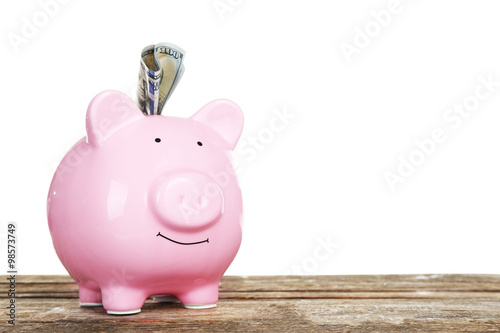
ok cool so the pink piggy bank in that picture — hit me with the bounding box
[47,90,244,315]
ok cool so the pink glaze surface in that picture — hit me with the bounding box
[47,90,244,314]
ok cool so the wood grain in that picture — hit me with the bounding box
[1,275,499,332]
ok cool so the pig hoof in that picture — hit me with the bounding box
[152,295,180,303]
[183,303,217,309]
[80,302,103,307]
[107,309,141,315]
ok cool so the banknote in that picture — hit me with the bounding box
[137,44,160,115]
[137,43,185,115]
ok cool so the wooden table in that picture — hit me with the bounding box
[1,274,500,332]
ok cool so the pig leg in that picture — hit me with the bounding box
[78,281,102,306]
[177,282,219,309]
[101,286,148,315]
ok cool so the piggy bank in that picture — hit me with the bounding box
[47,90,243,315]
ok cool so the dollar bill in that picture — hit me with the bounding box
[137,44,160,115]
[137,43,185,115]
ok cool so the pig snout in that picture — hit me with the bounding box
[150,172,224,230]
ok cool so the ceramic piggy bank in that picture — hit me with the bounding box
[47,90,243,315]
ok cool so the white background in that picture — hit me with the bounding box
[1,0,499,275]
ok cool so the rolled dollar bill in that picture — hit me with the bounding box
[137,44,160,115]
[155,43,185,113]
[137,43,185,115]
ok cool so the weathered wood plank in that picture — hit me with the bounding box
[1,275,499,332]
[2,274,500,299]
[7,290,500,300]
[4,297,500,332]
[3,274,500,290]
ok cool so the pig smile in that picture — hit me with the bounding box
[157,232,209,245]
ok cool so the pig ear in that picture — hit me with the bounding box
[191,99,244,150]
[86,90,144,146]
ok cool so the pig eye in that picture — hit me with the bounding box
[155,138,161,143]
[197,141,203,146]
